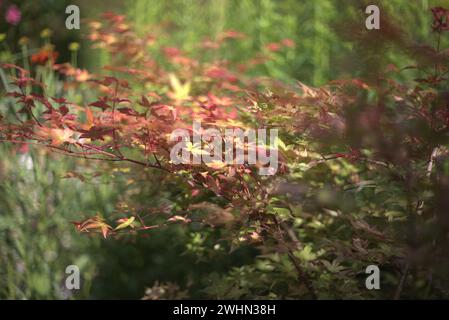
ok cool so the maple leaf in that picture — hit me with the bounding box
[139,95,159,108]
[59,105,69,116]
[52,97,68,104]
[89,99,111,111]
[152,104,177,120]
[75,69,90,82]
[205,66,237,82]
[205,160,227,170]
[205,94,233,106]
[72,216,113,239]
[6,92,22,98]
[63,171,86,182]
[79,126,113,140]
[210,119,246,128]
[81,108,95,130]
[13,76,43,89]
[36,126,75,146]
[118,107,138,116]
[167,215,191,224]
[114,216,136,230]
[167,73,191,101]
[90,76,119,87]
[186,142,208,156]
[218,30,245,41]
[1,63,28,76]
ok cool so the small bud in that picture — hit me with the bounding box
[69,42,80,51]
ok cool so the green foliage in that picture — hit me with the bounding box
[0,147,102,298]
[127,0,445,85]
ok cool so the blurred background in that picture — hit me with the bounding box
[1,0,448,299]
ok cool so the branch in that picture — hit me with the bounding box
[0,139,169,171]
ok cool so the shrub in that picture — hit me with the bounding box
[2,8,449,299]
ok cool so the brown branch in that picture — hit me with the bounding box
[0,139,169,171]
[271,215,317,299]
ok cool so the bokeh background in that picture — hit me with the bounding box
[1,0,449,299]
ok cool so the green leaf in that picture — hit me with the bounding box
[114,216,135,231]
